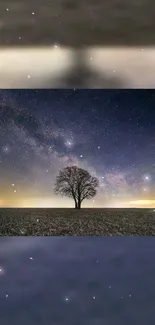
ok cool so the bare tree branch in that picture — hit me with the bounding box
[54,165,99,209]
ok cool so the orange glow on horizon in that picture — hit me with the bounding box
[0,197,155,208]
[129,200,155,207]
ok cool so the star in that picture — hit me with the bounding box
[144,175,151,181]
[3,146,10,153]
[65,139,74,149]
[67,141,72,146]
[0,267,4,275]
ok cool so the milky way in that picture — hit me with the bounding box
[0,89,155,207]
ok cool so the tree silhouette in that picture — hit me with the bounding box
[54,165,99,209]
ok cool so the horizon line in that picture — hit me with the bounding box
[0,206,154,209]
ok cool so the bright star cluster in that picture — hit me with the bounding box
[0,89,155,208]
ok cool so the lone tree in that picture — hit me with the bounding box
[54,165,99,209]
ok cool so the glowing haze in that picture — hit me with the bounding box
[0,89,155,208]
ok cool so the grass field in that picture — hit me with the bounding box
[0,208,155,236]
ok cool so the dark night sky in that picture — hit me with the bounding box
[0,89,155,207]
[1,237,155,324]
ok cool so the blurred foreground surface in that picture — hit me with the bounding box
[1,46,155,88]
[1,1,155,88]
[1,236,155,324]
[1,0,155,46]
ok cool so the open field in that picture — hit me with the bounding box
[0,208,155,236]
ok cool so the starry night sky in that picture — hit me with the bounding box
[0,89,155,208]
[1,236,155,325]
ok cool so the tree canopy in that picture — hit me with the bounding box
[54,165,99,209]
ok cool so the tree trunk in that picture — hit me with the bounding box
[75,202,81,209]
[77,199,81,209]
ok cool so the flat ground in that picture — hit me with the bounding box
[0,0,155,46]
[0,208,155,236]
